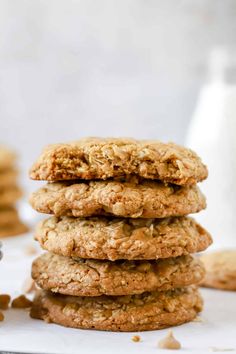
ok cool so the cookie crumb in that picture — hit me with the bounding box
[0,294,11,310]
[0,311,4,321]
[24,245,38,256]
[22,277,37,294]
[193,315,204,323]
[11,295,32,309]
[132,335,141,342]
[158,330,181,350]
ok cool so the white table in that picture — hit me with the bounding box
[0,232,235,354]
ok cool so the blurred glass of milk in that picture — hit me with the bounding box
[186,47,236,248]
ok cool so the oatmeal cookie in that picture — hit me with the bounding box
[30,286,203,331]
[29,138,207,185]
[201,250,236,291]
[35,216,212,260]
[32,253,205,296]
[29,180,206,218]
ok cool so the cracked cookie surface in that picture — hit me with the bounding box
[32,253,205,296]
[35,216,212,260]
[30,286,203,331]
[29,138,207,185]
[201,250,236,290]
[30,179,206,218]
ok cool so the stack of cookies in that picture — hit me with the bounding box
[29,138,212,331]
[0,145,28,237]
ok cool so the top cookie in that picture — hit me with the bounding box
[29,138,207,185]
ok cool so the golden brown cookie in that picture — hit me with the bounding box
[29,138,207,185]
[35,216,212,260]
[0,221,29,238]
[0,186,22,207]
[29,179,206,218]
[0,207,19,226]
[32,253,205,296]
[30,286,203,332]
[200,250,236,291]
[0,146,16,170]
[0,169,18,188]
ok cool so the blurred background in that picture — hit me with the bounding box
[0,0,235,183]
[1,0,236,246]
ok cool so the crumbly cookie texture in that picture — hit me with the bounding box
[200,250,236,291]
[30,286,203,332]
[0,169,18,188]
[29,138,208,185]
[0,186,22,207]
[29,179,206,218]
[0,207,19,226]
[35,216,212,261]
[0,221,29,238]
[0,145,16,170]
[32,253,205,297]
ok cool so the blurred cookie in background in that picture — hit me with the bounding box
[200,250,236,291]
[0,186,22,207]
[0,168,18,189]
[0,145,16,171]
[0,145,28,238]
[0,216,28,238]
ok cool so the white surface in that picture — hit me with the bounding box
[0,232,235,354]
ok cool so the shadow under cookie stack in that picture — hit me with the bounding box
[29,138,212,332]
[0,145,28,238]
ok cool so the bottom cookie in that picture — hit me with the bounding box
[201,250,236,291]
[30,286,203,332]
[0,221,29,238]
